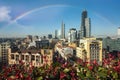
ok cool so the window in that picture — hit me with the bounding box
[11,54,14,59]
[25,55,29,62]
[31,55,35,60]
[21,55,24,60]
[16,55,19,61]
[36,56,40,62]
[44,50,50,54]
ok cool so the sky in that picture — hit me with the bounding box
[0,0,120,37]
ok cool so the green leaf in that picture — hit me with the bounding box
[112,72,118,79]
[37,76,43,80]
[63,68,69,73]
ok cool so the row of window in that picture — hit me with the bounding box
[11,54,43,62]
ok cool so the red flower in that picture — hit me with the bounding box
[60,72,66,79]
[93,59,98,65]
[26,76,32,80]
[43,55,46,59]
[70,71,75,77]
[88,66,93,70]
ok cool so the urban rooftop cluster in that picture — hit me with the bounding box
[0,10,120,79]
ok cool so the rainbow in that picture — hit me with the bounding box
[10,4,70,23]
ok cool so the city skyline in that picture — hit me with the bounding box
[0,0,120,37]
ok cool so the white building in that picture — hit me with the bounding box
[68,28,77,43]
[55,41,73,60]
[118,27,120,38]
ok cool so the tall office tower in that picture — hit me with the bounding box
[80,10,91,38]
[85,18,91,37]
[61,21,65,39]
[68,28,77,43]
[55,30,58,39]
[77,30,80,39]
[118,27,120,37]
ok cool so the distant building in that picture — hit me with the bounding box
[55,30,58,39]
[33,35,39,41]
[118,27,120,38]
[68,28,77,43]
[48,34,52,39]
[85,18,91,37]
[0,42,10,66]
[80,10,91,38]
[35,40,49,49]
[27,35,32,42]
[55,41,74,60]
[61,21,65,39]
[103,37,120,52]
[8,48,53,67]
[76,38,103,64]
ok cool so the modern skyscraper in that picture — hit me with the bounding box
[61,21,65,39]
[68,28,77,43]
[80,10,91,38]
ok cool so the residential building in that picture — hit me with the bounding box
[8,48,53,67]
[103,37,120,52]
[55,41,74,60]
[76,38,103,64]
[0,42,10,66]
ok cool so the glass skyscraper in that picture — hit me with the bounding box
[80,10,91,38]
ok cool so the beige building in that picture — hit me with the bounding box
[8,48,53,67]
[0,42,10,66]
[76,38,103,64]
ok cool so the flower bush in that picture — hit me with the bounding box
[0,53,120,80]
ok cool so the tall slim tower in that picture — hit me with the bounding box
[80,10,91,38]
[61,21,65,39]
[55,30,58,39]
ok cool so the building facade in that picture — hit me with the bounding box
[8,49,53,67]
[0,42,10,66]
[68,28,77,43]
[76,38,103,64]
[103,37,120,52]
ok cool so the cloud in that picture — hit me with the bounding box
[0,6,11,22]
